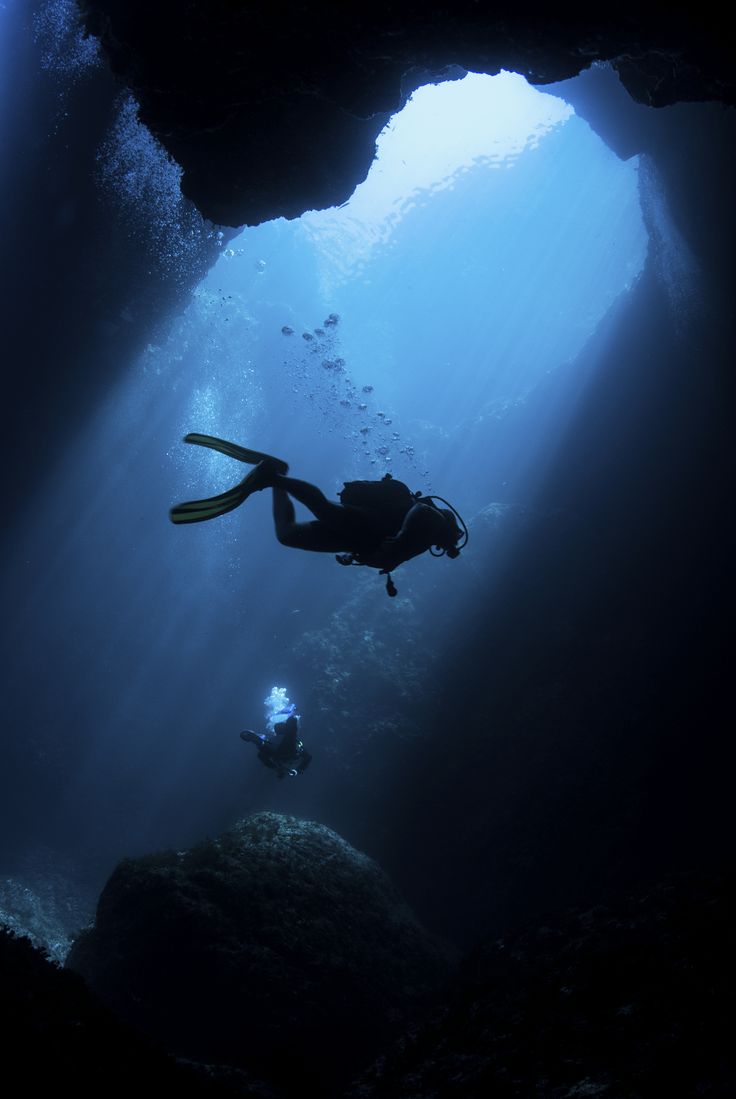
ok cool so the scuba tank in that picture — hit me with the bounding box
[339,473,419,535]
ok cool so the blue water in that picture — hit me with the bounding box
[0,16,648,946]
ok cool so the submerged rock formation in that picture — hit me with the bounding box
[80,2,735,225]
[9,866,734,1098]
[0,926,249,1098]
[349,872,736,1098]
[66,813,453,1093]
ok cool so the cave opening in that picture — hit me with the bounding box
[1,63,650,869]
[2,2,733,968]
[1,7,735,1089]
[177,70,648,506]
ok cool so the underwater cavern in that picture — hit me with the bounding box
[1,1,734,1095]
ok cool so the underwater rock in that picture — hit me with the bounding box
[66,813,453,1093]
[0,927,251,1098]
[349,871,736,1098]
[80,3,736,225]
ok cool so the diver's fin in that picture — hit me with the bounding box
[169,460,279,524]
[169,470,262,525]
[183,433,288,475]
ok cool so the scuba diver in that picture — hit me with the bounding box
[169,434,468,596]
[241,712,312,779]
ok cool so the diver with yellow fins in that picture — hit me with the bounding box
[169,433,467,596]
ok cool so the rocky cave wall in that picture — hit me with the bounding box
[79,2,735,227]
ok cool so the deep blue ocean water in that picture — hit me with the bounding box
[1,4,660,953]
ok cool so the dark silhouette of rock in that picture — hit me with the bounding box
[349,872,736,1098]
[66,813,454,1094]
[79,2,736,225]
[0,926,258,1098]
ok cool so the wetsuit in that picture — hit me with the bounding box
[271,474,452,569]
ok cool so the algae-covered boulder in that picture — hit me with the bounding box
[67,813,452,1092]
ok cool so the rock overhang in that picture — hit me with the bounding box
[78,2,736,226]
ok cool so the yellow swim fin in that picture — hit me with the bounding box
[169,435,288,525]
[183,433,288,473]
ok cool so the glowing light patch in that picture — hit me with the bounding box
[358,71,573,217]
[297,70,573,277]
[264,686,297,731]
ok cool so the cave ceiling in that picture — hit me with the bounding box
[80,2,734,226]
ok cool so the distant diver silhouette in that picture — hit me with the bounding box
[240,713,312,779]
[170,433,468,596]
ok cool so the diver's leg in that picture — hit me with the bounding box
[271,475,347,524]
[272,488,348,552]
[271,473,384,541]
[272,485,297,532]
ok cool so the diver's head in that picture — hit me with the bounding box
[438,508,463,555]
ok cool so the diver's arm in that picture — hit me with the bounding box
[240,729,263,744]
[357,503,446,571]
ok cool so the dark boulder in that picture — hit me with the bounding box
[0,926,252,1098]
[66,813,454,1094]
[350,871,736,1098]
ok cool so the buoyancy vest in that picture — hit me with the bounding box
[339,473,419,536]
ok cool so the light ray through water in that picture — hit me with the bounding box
[1,68,648,863]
